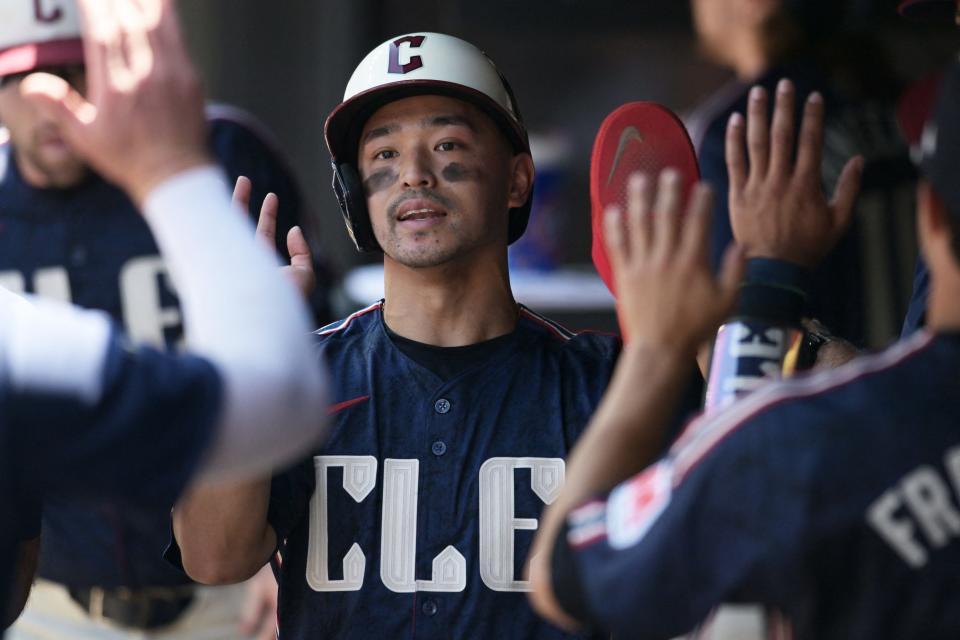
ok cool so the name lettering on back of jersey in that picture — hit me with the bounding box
[307,455,564,593]
[867,444,960,568]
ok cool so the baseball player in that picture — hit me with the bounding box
[899,0,960,336]
[2,0,326,630]
[528,53,960,640]
[171,32,620,639]
[0,1,329,637]
[687,0,916,350]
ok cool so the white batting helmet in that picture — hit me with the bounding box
[0,0,83,77]
[324,32,533,252]
[325,32,529,162]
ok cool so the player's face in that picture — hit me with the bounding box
[690,0,778,61]
[357,95,527,269]
[0,66,89,189]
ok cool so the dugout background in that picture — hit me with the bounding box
[177,0,959,334]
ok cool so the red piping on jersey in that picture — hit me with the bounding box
[519,307,575,341]
[327,395,370,415]
[671,331,935,484]
[316,301,380,336]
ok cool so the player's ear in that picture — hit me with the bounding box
[507,152,535,210]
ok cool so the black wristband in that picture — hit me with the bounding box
[734,258,813,325]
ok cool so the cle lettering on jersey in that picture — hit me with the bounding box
[0,261,182,347]
[306,455,564,593]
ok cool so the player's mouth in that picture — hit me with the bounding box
[396,199,448,223]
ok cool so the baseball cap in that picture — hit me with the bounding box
[324,32,529,164]
[920,58,960,224]
[0,0,84,78]
[898,0,957,18]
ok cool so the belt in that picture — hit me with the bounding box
[68,584,195,630]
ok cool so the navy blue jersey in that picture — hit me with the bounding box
[902,256,929,336]
[0,107,324,588]
[689,62,916,349]
[556,331,960,640]
[1,332,222,611]
[267,302,619,639]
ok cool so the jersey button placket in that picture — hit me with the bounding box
[434,398,451,414]
[421,599,438,617]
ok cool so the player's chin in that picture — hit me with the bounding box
[390,240,461,269]
[38,156,89,188]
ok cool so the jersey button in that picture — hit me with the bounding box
[421,599,438,617]
[434,398,451,414]
[431,440,447,456]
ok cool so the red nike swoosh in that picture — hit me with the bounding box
[327,395,370,415]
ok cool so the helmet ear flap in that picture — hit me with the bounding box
[331,161,381,253]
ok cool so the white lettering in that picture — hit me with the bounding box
[900,466,960,548]
[380,459,466,593]
[945,446,960,498]
[306,456,377,592]
[0,271,25,293]
[119,256,181,346]
[0,268,70,300]
[32,267,71,302]
[729,325,784,359]
[867,489,927,568]
[479,457,564,592]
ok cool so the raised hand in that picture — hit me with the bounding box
[605,170,744,358]
[238,565,280,640]
[725,79,864,268]
[233,176,316,299]
[20,0,209,206]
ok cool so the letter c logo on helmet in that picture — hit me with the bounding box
[0,0,83,78]
[325,32,534,253]
[388,35,425,75]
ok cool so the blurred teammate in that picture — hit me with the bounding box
[0,1,328,637]
[898,0,960,335]
[2,0,326,632]
[528,54,960,640]
[171,32,619,639]
[687,0,916,349]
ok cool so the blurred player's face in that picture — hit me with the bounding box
[690,0,778,63]
[0,66,89,189]
[357,95,532,269]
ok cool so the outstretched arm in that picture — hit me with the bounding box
[527,170,743,629]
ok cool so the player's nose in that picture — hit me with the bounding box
[399,146,436,189]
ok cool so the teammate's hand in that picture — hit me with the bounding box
[19,0,211,206]
[606,170,744,358]
[233,176,316,299]
[725,79,864,268]
[238,564,279,640]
